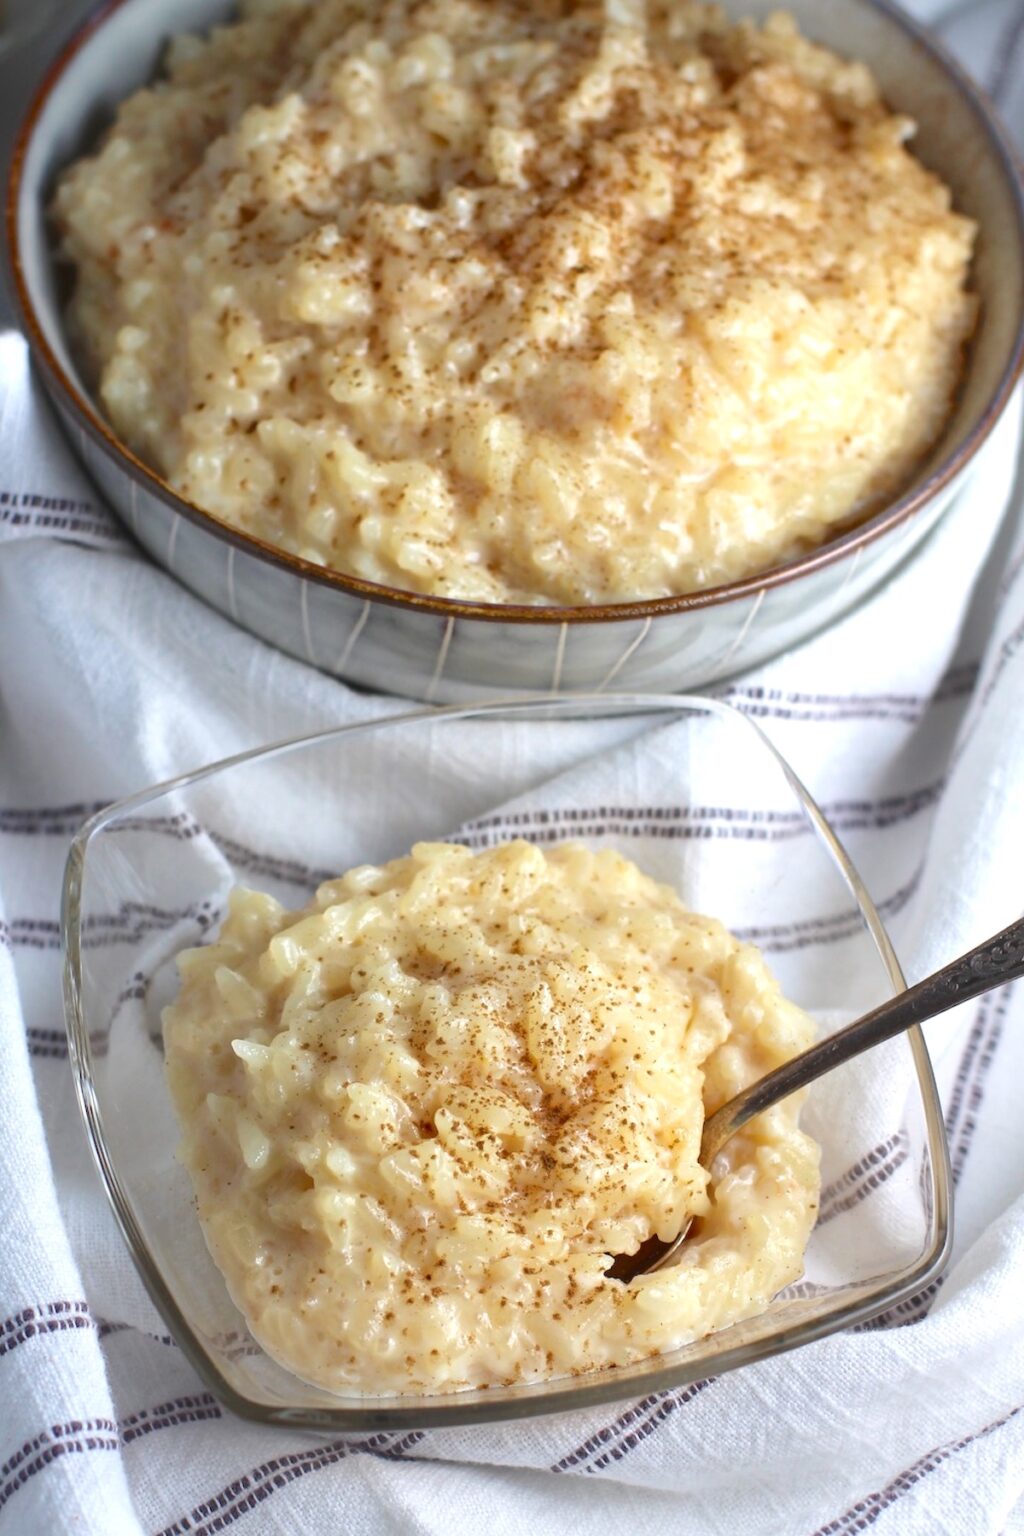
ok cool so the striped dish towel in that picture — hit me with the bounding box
[1,2,1023,1533]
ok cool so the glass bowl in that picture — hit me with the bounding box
[8,0,1024,702]
[61,695,950,1429]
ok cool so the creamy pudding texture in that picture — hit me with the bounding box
[162,840,820,1395]
[53,0,975,604]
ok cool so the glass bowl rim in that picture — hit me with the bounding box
[60,692,953,1429]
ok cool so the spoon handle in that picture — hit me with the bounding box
[701,913,1024,1166]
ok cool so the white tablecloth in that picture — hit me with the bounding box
[1,2,1023,1532]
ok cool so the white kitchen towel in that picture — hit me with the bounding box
[2,2,1024,1534]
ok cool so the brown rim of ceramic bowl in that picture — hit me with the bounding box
[7,0,1024,627]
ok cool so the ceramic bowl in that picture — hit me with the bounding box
[8,0,1024,702]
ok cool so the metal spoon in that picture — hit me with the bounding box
[618,914,1024,1281]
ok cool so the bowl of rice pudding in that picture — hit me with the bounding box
[8,0,1024,700]
[62,696,951,1424]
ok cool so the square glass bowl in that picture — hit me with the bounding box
[62,696,950,1429]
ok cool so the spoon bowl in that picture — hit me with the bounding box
[622,913,1024,1280]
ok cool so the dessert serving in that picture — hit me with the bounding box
[163,839,820,1395]
[52,0,976,607]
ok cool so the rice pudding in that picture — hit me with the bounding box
[53,0,976,605]
[163,839,820,1394]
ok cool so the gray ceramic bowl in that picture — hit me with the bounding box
[7,0,1024,702]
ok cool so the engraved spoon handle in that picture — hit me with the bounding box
[643,915,1024,1277]
[700,914,1024,1168]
